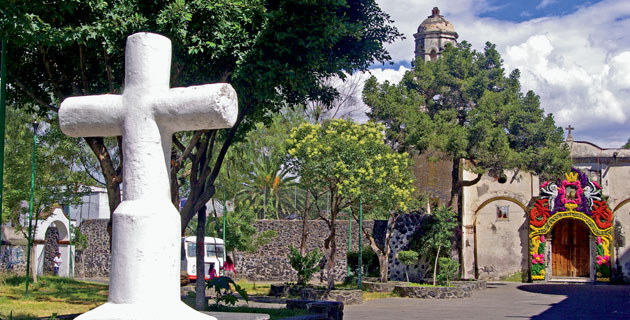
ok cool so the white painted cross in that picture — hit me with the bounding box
[59,33,237,320]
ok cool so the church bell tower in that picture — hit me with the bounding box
[414,7,459,63]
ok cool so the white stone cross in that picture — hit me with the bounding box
[59,33,237,320]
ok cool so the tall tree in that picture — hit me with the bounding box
[363,41,571,225]
[2,0,401,228]
[286,119,415,289]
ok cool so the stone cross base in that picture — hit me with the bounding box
[75,200,215,320]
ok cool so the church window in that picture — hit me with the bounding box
[430,49,438,61]
[496,205,509,221]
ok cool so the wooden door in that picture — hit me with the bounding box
[552,219,590,277]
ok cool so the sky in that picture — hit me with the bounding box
[357,0,630,148]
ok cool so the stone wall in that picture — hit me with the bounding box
[76,219,110,278]
[412,153,453,206]
[236,220,378,282]
[387,213,430,282]
[43,227,60,275]
[0,245,27,275]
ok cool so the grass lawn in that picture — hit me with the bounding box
[0,275,108,319]
[233,280,272,296]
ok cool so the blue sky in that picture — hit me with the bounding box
[357,0,630,148]
[479,0,604,22]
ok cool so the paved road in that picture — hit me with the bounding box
[344,282,630,320]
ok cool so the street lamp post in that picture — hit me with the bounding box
[25,121,38,298]
[358,197,363,289]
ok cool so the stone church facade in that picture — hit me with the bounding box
[413,8,630,283]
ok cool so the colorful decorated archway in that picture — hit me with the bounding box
[529,168,614,282]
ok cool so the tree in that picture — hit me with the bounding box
[413,206,458,286]
[288,245,323,285]
[2,0,401,229]
[1,106,90,282]
[397,250,418,284]
[4,0,401,307]
[286,119,415,289]
[623,138,630,149]
[363,41,571,223]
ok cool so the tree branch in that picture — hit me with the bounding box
[38,44,65,101]
[462,173,483,187]
[79,45,90,95]
[14,80,58,112]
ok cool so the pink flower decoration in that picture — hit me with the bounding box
[593,181,602,189]
[540,235,546,243]
[596,254,610,266]
[597,237,602,245]
[532,259,537,264]
[541,181,549,188]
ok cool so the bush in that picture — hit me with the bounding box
[288,245,323,285]
[397,250,419,283]
[347,246,380,278]
[206,276,248,309]
[437,257,459,286]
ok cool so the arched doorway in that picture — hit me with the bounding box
[552,219,590,278]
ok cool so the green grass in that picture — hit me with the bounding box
[0,275,108,319]
[501,272,526,282]
[233,280,272,295]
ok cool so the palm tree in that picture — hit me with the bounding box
[238,156,301,219]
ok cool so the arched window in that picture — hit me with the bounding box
[430,49,438,62]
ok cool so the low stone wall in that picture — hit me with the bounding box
[286,300,343,320]
[0,245,27,275]
[393,280,487,299]
[299,288,363,305]
[269,283,304,297]
[361,281,399,293]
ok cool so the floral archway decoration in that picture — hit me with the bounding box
[529,168,614,281]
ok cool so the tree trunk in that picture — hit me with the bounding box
[433,245,441,286]
[300,190,310,256]
[325,228,337,291]
[195,205,207,311]
[84,137,122,249]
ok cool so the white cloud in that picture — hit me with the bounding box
[536,0,557,10]
[367,0,630,147]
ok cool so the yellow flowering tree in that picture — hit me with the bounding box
[286,119,416,289]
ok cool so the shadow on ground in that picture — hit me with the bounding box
[517,284,630,319]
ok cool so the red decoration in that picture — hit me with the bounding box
[592,200,613,229]
[530,199,550,228]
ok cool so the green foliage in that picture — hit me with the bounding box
[397,250,419,267]
[287,119,416,289]
[1,107,90,230]
[414,206,458,258]
[437,257,459,286]
[347,246,380,278]
[623,138,630,149]
[413,206,458,285]
[363,41,571,200]
[203,200,276,253]
[72,225,89,252]
[206,276,248,309]
[288,245,323,285]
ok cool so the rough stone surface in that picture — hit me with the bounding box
[299,288,362,305]
[76,219,111,278]
[44,227,60,275]
[236,220,378,282]
[393,280,486,299]
[361,281,399,293]
[387,213,429,282]
[287,300,344,320]
[0,245,27,275]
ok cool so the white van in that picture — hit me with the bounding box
[181,236,224,281]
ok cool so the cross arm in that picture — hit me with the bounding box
[154,83,238,132]
[59,94,124,137]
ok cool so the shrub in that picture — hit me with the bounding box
[288,245,323,285]
[397,250,419,283]
[206,276,248,309]
[437,257,459,286]
[347,246,380,278]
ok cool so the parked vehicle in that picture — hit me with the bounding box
[181,236,224,281]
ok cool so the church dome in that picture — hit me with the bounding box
[418,7,456,34]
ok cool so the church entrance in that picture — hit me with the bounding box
[552,219,590,278]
